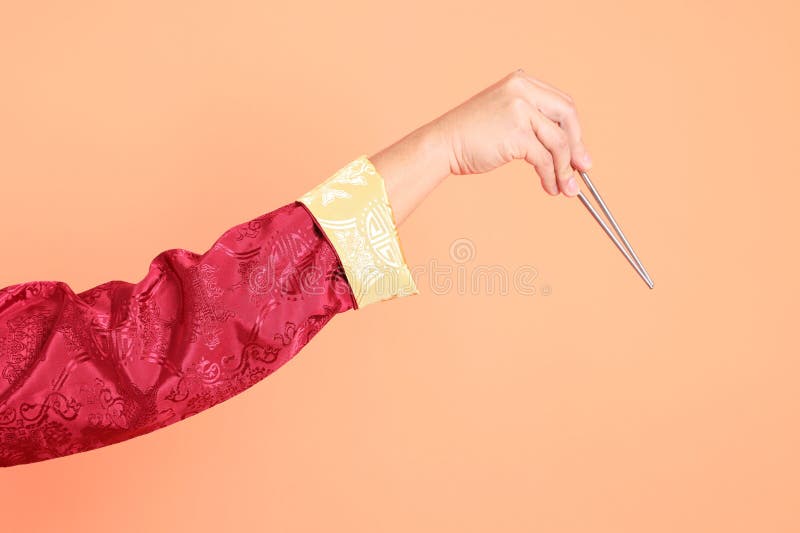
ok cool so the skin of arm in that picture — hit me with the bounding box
[371,68,594,226]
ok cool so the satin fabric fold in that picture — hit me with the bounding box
[0,201,355,467]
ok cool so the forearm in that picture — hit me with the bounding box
[369,122,452,226]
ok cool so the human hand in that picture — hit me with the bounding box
[430,68,593,197]
[371,68,594,224]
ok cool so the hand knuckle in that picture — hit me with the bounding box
[504,73,527,93]
[508,96,529,118]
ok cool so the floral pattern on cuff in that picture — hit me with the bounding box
[298,154,418,309]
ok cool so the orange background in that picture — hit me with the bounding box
[1,2,798,532]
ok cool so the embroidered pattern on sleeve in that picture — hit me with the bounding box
[298,155,418,308]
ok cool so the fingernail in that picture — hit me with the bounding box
[583,153,593,168]
[566,176,579,195]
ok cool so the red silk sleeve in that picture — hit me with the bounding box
[0,201,356,467]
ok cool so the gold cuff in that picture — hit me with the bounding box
[298,155,419,309]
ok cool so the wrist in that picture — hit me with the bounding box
[370,123,452,225]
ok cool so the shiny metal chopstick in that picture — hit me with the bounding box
[575,170,654,289]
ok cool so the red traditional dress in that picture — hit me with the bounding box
[0,155,417,467]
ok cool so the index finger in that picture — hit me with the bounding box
[518,74,593,172]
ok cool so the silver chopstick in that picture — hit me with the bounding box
[575,184,653,289]
[578,170,653,288]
